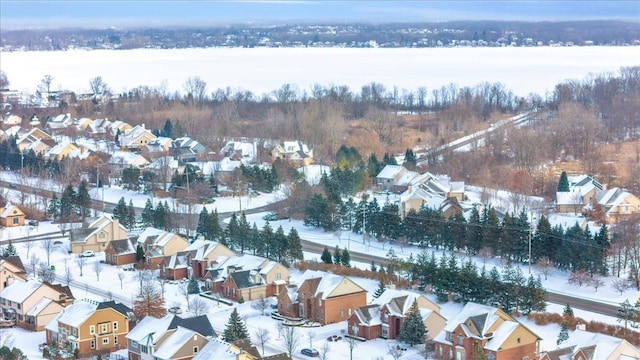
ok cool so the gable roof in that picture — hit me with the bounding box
[54,299,130,328]
[353,304,382,327]
[3,256,26,274]
[228,270,261,289]
[300,271,366,300]
[153,326,200,360]
[127,314,216,343]
[0,203,24,218]
[0,280,42,303]
[377,165,405,180]
[192,337,239,360]
[108,238,137,255]
[563,328,640,359]
[97,300,132,318]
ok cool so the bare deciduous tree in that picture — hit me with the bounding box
[93,261,104,281]
[75,255,86,277]
[37,261,55,283]
[178,281,191,310]
[190,296,209,316]
[388,344,403,360]
[612,278,629,295]
[40,238,54,266]
[64,265,73,286]
[281,326,301,357]
[89,76,110,96]
[184,76,207,106]
[535,256,553,280]
[318,340,330,360]
[254,327,270,356]
[251,295,269,316]
[118,270,125,289]
[346,335,358,360]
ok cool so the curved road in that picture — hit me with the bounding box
[0,178,626,319]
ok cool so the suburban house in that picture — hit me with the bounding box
[126,314,216,360]
[135,227,189,268]
[45,113,75,134]
[595,187,640,224]
[107,150,150,178]
[172,137,206,162]
[119,124,157,151]
[277,270,367,325]
[44,142,79,161]
[159,251,192,280]
[1,114,22,128]
[0,280,74,331]
[270,141,313,166]
[193,338,291,360]
[348,288,447,341]
[540,325,640,360]
[0,256,27,292]
[46,299,132,356]
[0,203,25,227]
[70,215,129,254]
[433,302,541,360]
[188,240,236,279]
[105,238,138,266]
[16,127,55,154]
[207,253,288,301]
[556,174,603,213]
[221,140,258,165]
[376,165,418,193]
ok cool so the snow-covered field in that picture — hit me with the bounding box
[2,46,638,98]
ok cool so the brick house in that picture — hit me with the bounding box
[348,289,446,340]
[105,238,137,266]
[186,240,236,279]
[277,270,367,325]
[433,302,541,360]
[136,227,189,268]
[215,255,288,301]
[159,251,192,281]
[46,299,132,357]
[540,325,640,360]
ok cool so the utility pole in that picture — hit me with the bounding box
[362,193,368,244]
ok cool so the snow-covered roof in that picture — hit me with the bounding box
[192,337,238,360]
[55,298,101,328]
[0,203,22,218]
[214,254,269,275]
[373,289,438,315]
[564,329,639,359]
[556,175,603,205]
[119,124,155,147]
[0,280,41,304]
[377,165,405,179]
[126,314,175,343]
[153,326,199,360]
[26,297,54,316]
[108,150,150,167]
[353,304,382,327]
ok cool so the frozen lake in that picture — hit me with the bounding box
[1,46,638,98]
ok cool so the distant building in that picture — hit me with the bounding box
[0,203,25,227]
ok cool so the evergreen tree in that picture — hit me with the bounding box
[471,345,487,360]
[372,278,386,299]
[341,248,351,267]
[141,199,155,227]
[273,226,289,262]
[76,180,91,220]
[563,303,574,318]
[162,118,173,138]
[287,228,303,262]
[226,213,240,249]
[235,212,250,253]
[557,322,569,345]
[557,171,570,192]
[333,245,342,265]
[153,201,167,229]
[261,221,274,259]
[2,241,17,258]
[321,246,333,264]
[196,207,209,237]
[47,194,60,222]
[113,197,129,227]
[222,308,249,342]
[59,184,77,222]
[187,275,199,294]
[135,244,145,262]
[398,299,426,345]
[404,148,417,169]
[128,200,137,228]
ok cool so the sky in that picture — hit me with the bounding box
[1,0,639,29]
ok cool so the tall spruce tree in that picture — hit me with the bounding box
[287,228,303,262]
[47,194,60,222]
[398,299,426,345]
[222,308,249,342]
[321,246,333,264]
[141,199,154,227]
[373,279,386,299]
[557,171,570,192]
[196,207,209,237]
[76,180,91,220]
[127,200,137,228]
[557,323,569,345]
[113,197,128,227]
[333,245,342,265]
[341,248,351,267]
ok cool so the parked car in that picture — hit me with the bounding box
[301,348,319,357]
[28,220,38,226]
[168,306,182,314]
[81,250,95,258]
[617,307,636,318]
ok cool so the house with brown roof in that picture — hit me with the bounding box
[541,325,640,360]
[46,299,132,357]
[433,302,541,360]
[159,251,193,281]
[277,270,366,325]
[348,288,446,341]
[105,238,138,266]
[0,280,74,331]
[70,215,128,254]
[0,256,27,292]
[0,203,25,227]
[211,254,288,301]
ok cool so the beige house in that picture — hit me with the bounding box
[0,203,25,227]
[70,215,129,254]
[270,141,313,167]
[16,127,53,152]
[556,174,603,213]
[189,240,237,278]
[108,150,150,178]
[541,326,640,360]
[0,280,74,331]
[137,227,189,268]
[119,124,157,150]
[45,142,79,161]
[596,188,640,224]
[0,256,27,292]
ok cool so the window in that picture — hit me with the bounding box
[90,325,95,335]
[340,309,344,318]
[114,336,118,344]
[102,338,109,345]
[113,321,118,331]
[72,327,76,335]
[90,340,95,349]
[275,273,281,280]
[193,346,199,354]
[12,218,18,225]
[17,303,20,310]
[99,232,105,239]
[458,335,463,345]
[318,298,322,306]
[131,341,138,348]
[446,332,453,341]
[487,353,495,360]
[101,323,108,333]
